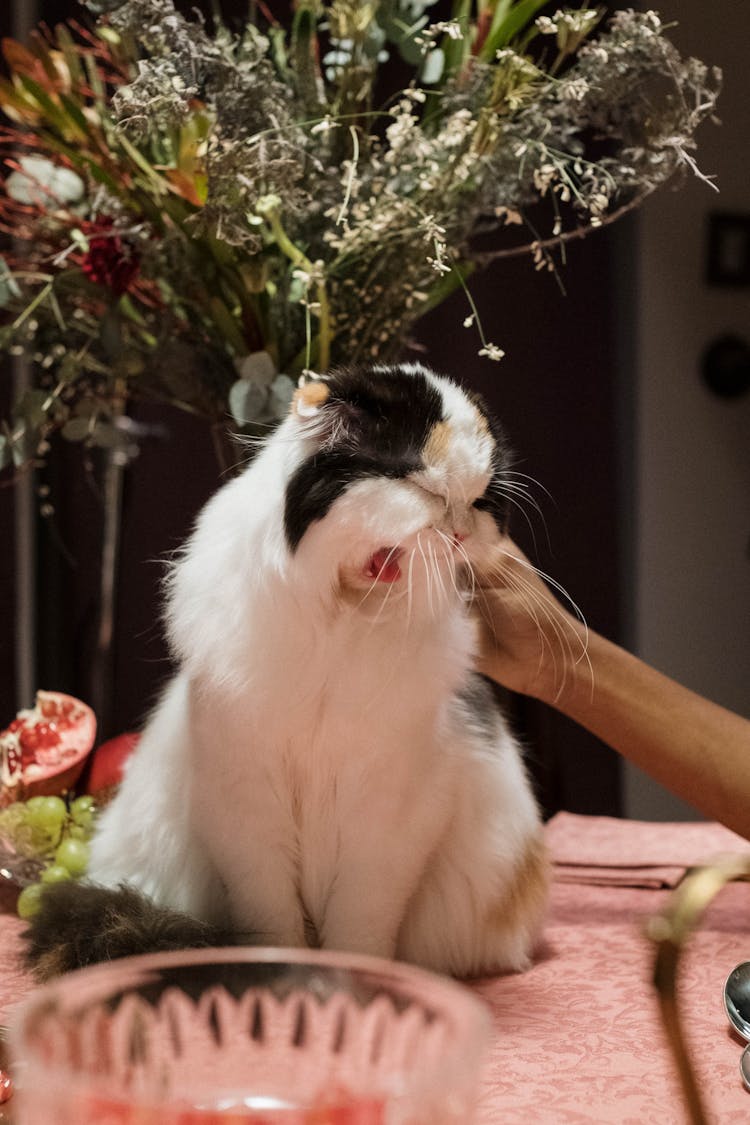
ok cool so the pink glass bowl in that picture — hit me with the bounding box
[10,946,490,1123]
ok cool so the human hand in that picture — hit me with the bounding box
[472,537,591,703]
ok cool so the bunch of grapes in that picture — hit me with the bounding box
[0,794,96,918]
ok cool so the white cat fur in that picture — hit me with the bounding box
[88,365,548,977]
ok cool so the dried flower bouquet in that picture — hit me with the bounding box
[0,0,720,465]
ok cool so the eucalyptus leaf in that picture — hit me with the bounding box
[393,33,425,67]
[420,47,445,85]
[57,354,82,384]
[268,373,295,419]
[61,416,94,442]
[83,0,129,13]
[11,432,29,467]
[0,434,8,470]
[380,12,429,66]
[90,421,129,449]
[6,155,84,205]
[14,389,50,431]
[234,350,276,385]
[363,23,388,61]
[288,274,309,305]
[394,0,438,17]
[229,377,268,426]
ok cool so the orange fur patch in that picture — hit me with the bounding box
[423,420,453,465]
[486,833,550,938]
[293,381,330,417]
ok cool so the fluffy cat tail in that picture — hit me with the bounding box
[23,881,235,981]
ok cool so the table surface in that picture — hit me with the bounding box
[2,812,750,1124]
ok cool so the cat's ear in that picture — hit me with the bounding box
[293,373,330,419]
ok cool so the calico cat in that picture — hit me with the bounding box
[27,362,548,979]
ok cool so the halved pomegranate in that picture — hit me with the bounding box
[0,691,96,807]
[81,731,139,802]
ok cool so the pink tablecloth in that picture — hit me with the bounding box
[2,813,750,1123]
[475,814,750,1123]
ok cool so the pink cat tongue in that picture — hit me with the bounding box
[366,547,402,583]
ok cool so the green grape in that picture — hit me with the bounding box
[40,864,72,884]
[2,794,98,864]
[0,802,29,839]
[70,795,95,831]
[54,837,90,877]
[16,882,44,919]
[24,795,67,835]
[23,796,47,818]
[0,802,40,857]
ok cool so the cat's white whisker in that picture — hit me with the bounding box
[364,573,398,636]
[500,550,590,642]
[504,468,556,505]
[352,574,385,613]
[416,532,435,618]
[434,528,471,603]
[454,543,477,601]
[488,549,594,700]
[405,546,417,636]
[438,542,461,604]
[501,567,569,693]
[497,481,546,520]
[428,539,449,608]
[496,491,540,547]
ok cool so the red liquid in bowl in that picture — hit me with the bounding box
[80,1095,386,1124]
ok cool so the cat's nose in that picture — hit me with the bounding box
[446,505,472,545]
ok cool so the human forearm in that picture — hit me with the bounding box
[475,538,750,839]
[537,625,750,840]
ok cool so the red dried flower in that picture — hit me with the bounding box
[81,217,140,296]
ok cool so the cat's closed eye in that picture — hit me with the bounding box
[413,477,449,506]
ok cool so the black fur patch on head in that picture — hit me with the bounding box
[24,881,236,981]
[284,364,444,552]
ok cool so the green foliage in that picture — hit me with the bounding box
[0,2,720,464]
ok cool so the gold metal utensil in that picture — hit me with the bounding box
[648,855,750,1125]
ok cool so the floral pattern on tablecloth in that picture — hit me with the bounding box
[1,816,749,1123]
[472,819,750,1124]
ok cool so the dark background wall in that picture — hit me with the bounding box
[1,0,626,818]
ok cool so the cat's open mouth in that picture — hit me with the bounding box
[364,546,403,583]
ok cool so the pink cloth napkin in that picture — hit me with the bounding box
[546,811,750,888]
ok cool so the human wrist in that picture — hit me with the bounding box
[531,615,593,708]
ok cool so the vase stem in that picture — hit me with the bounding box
[90,442,125,738]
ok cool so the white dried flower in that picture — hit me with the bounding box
[427,255,452,276]
[431,20,463,40]
[478,344,505,361]
[536,16,557,35]
[562,77,589,102]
